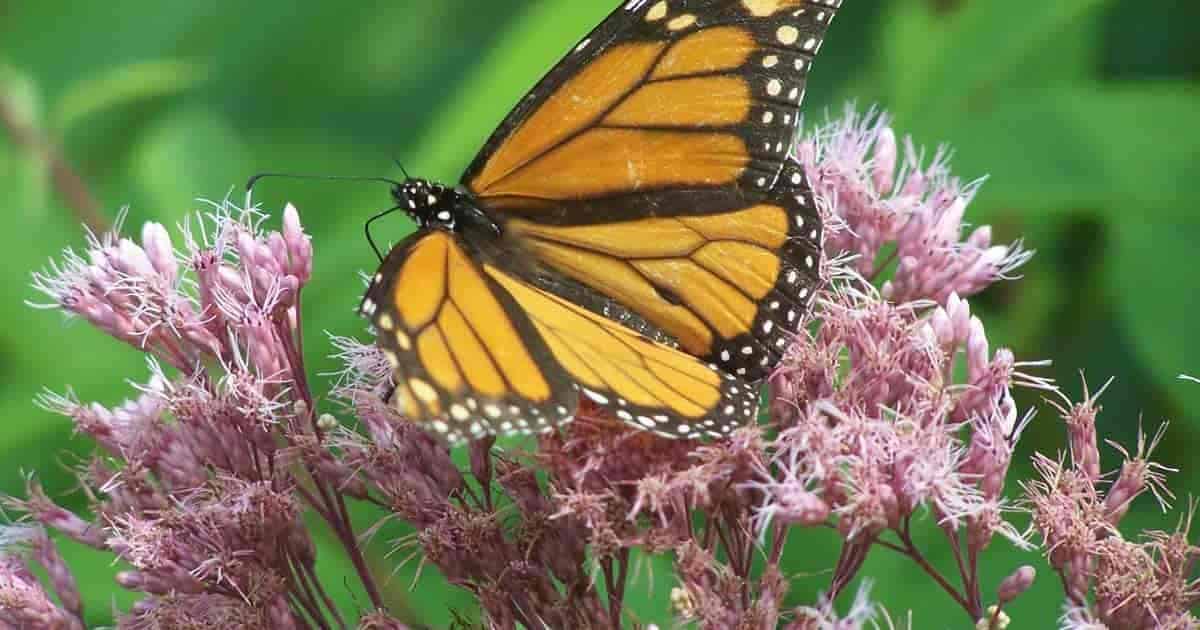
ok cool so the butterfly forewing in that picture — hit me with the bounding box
[463,0,842,199]
[461,0,838,381]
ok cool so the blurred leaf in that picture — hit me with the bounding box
[1109,210,1200,429]
[864,0,1198,224]
[874,0,942,112]
[1101,0,1200,79]
[128,107,250,213]
[304,510,377,625]
[615,550,678,627]
[0,64,140,499]
[351,504,482,627]
[51,59,209,134]
[54,537,139,626]
[877,84,1200,221]
[877,0,1114,116]
[1,62,43,131]
[1049,83,1200,215]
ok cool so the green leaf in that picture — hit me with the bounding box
[53,536,139,627]
[1049,84,1200,215]
[51,59,209,135]
[868,84,1200,222]
[874,0,943,113]
[876,0,1115,117]
[0,63,152,498]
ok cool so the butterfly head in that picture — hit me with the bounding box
[392,178,457,229]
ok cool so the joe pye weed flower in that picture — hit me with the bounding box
[3,106,1195,629]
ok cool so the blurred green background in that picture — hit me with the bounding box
[2,0,1197,627]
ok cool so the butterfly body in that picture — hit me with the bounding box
[389,179,498,236]
[361,0,841,444]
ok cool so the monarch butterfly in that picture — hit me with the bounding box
[360,0,839,444]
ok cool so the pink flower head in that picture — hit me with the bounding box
[798,107,1031,306]
[1103,422,1176,525]
[31,199,313,375]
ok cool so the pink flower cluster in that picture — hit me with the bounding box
[3,108,1194,629]
[1023,384,1195,628]
[756,281,1046,621]
[30,201,312,375]
[11,201,411,628]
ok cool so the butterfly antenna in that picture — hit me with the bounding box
[246,172,409,261]
[365,205,403,262]
[245,172,404,193]
[391,157,411,180]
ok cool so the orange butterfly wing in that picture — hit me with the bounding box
[460,0,839,380]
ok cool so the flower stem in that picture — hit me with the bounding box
[331,491,386,610]
[897,528,971,614]
[299,556,347,629]
[942,525,981,617]
[0,93,107,232]
[286,554,336,630]
[829,539,871,601]
[967,545,983,616]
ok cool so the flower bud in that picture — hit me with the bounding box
[966,316,990,382]
[872,125,897,195]
[470,435,496,489]
[997,565,1035,605]
[932,196,967,244]
[967,224,992,248]
[141,222,178,282]
[282,203,313,282]
[316,413,338,431]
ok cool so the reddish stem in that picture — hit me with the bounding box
[897,528,971,614]
[331,490,386,610]
[0,94,107,232]
[942,525,981,617]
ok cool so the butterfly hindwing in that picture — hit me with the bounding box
[501,160,821,381]
[360,231,578,443]
[461,0,838,381]
[360,230,759,443]
[483,263,760,439]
